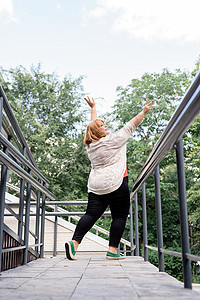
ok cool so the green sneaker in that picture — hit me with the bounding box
[106,251,125,260]
[65,241,77,260]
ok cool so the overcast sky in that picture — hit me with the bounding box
[0,0,200,111]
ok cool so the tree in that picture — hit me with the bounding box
[111,68,190,183]
[0,64,90,200]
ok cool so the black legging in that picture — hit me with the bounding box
[72,177,130,247]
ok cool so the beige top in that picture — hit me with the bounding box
[86,120,136,195]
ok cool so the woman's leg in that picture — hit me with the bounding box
[109,177,130,252]
[72,192,108,248]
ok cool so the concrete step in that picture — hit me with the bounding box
[0,256,199,300]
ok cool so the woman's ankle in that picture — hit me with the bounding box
[72,240,79,251]
[108,246,117,254]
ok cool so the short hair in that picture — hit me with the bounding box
[84,119,106,146]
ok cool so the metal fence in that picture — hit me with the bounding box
[0,85,56,271]
[4,199,133,257]
[130,70,200,289]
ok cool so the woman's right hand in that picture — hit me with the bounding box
[84,96,95,108]
[143,98,153,114]
[131,98,153,127]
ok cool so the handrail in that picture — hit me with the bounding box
[6,182,37,200]
[2,114,22,151]
[0,85,56,271]
[4,204,37,239]
[131,70,200,196]
[0,150,55,200]
[186,253,200,262]
[4,211,112,216]
[131,70,200,289]
[0,132,48,183]
[5,193,132,250]
[5,176,133,252]
[0,85,37,168]
[146,245,183,258]
[46,204,131,248]
[5,189,132,253]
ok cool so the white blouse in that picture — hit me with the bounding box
[86,120,136,195]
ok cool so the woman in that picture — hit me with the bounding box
[65,97,153,260]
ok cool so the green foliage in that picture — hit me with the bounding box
[0,65,84,139]
[111,69,190,187]
[113,68,189,139]
[0,64,89,200]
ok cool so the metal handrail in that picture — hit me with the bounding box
[4,211,112,216]
[6,182,37,200]
[5,197,132,250]
[131,70,200,196]
[186,253,200,262]
[131,70,200,289]
[2,114,22,151]
[0,85,55,271]
[46,204,131,247]
[0,150,55,199]
[146,245,183,258]
[0,132,48,183]
[0,85,38,169]
[146,245,200,262]
[2,245,26,253]
[4,204,37,239]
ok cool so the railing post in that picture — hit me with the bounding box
[117,243,121,255]
[154,165,164,272]
[0,96,3,127]
[40,182,46,258]
[23,169,32,265]
[141,182,148,261]
[124,244,126,256]
[35,185,41,253]
[18,147,27,243]
[134,192,139,256]
[53,204,58,257]
[0,96,8,272]
[175,138,192,289]
[129,200,134,256]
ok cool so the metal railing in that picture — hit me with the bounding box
[5,198,132,256]
[45,202,132,256]
[0,85,56,271]
[130,70,200,289]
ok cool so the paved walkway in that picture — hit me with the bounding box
[0,256,199,300]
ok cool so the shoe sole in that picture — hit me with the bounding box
[65,242,77,260]
[106,255,125,260]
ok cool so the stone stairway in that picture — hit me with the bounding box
[0,256,199,300]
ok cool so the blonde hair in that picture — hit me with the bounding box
[84,119,106,146]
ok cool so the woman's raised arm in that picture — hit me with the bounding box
[131,99,153,127]
[84,96,97,121]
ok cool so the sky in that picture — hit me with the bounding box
[0,0,200,112]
